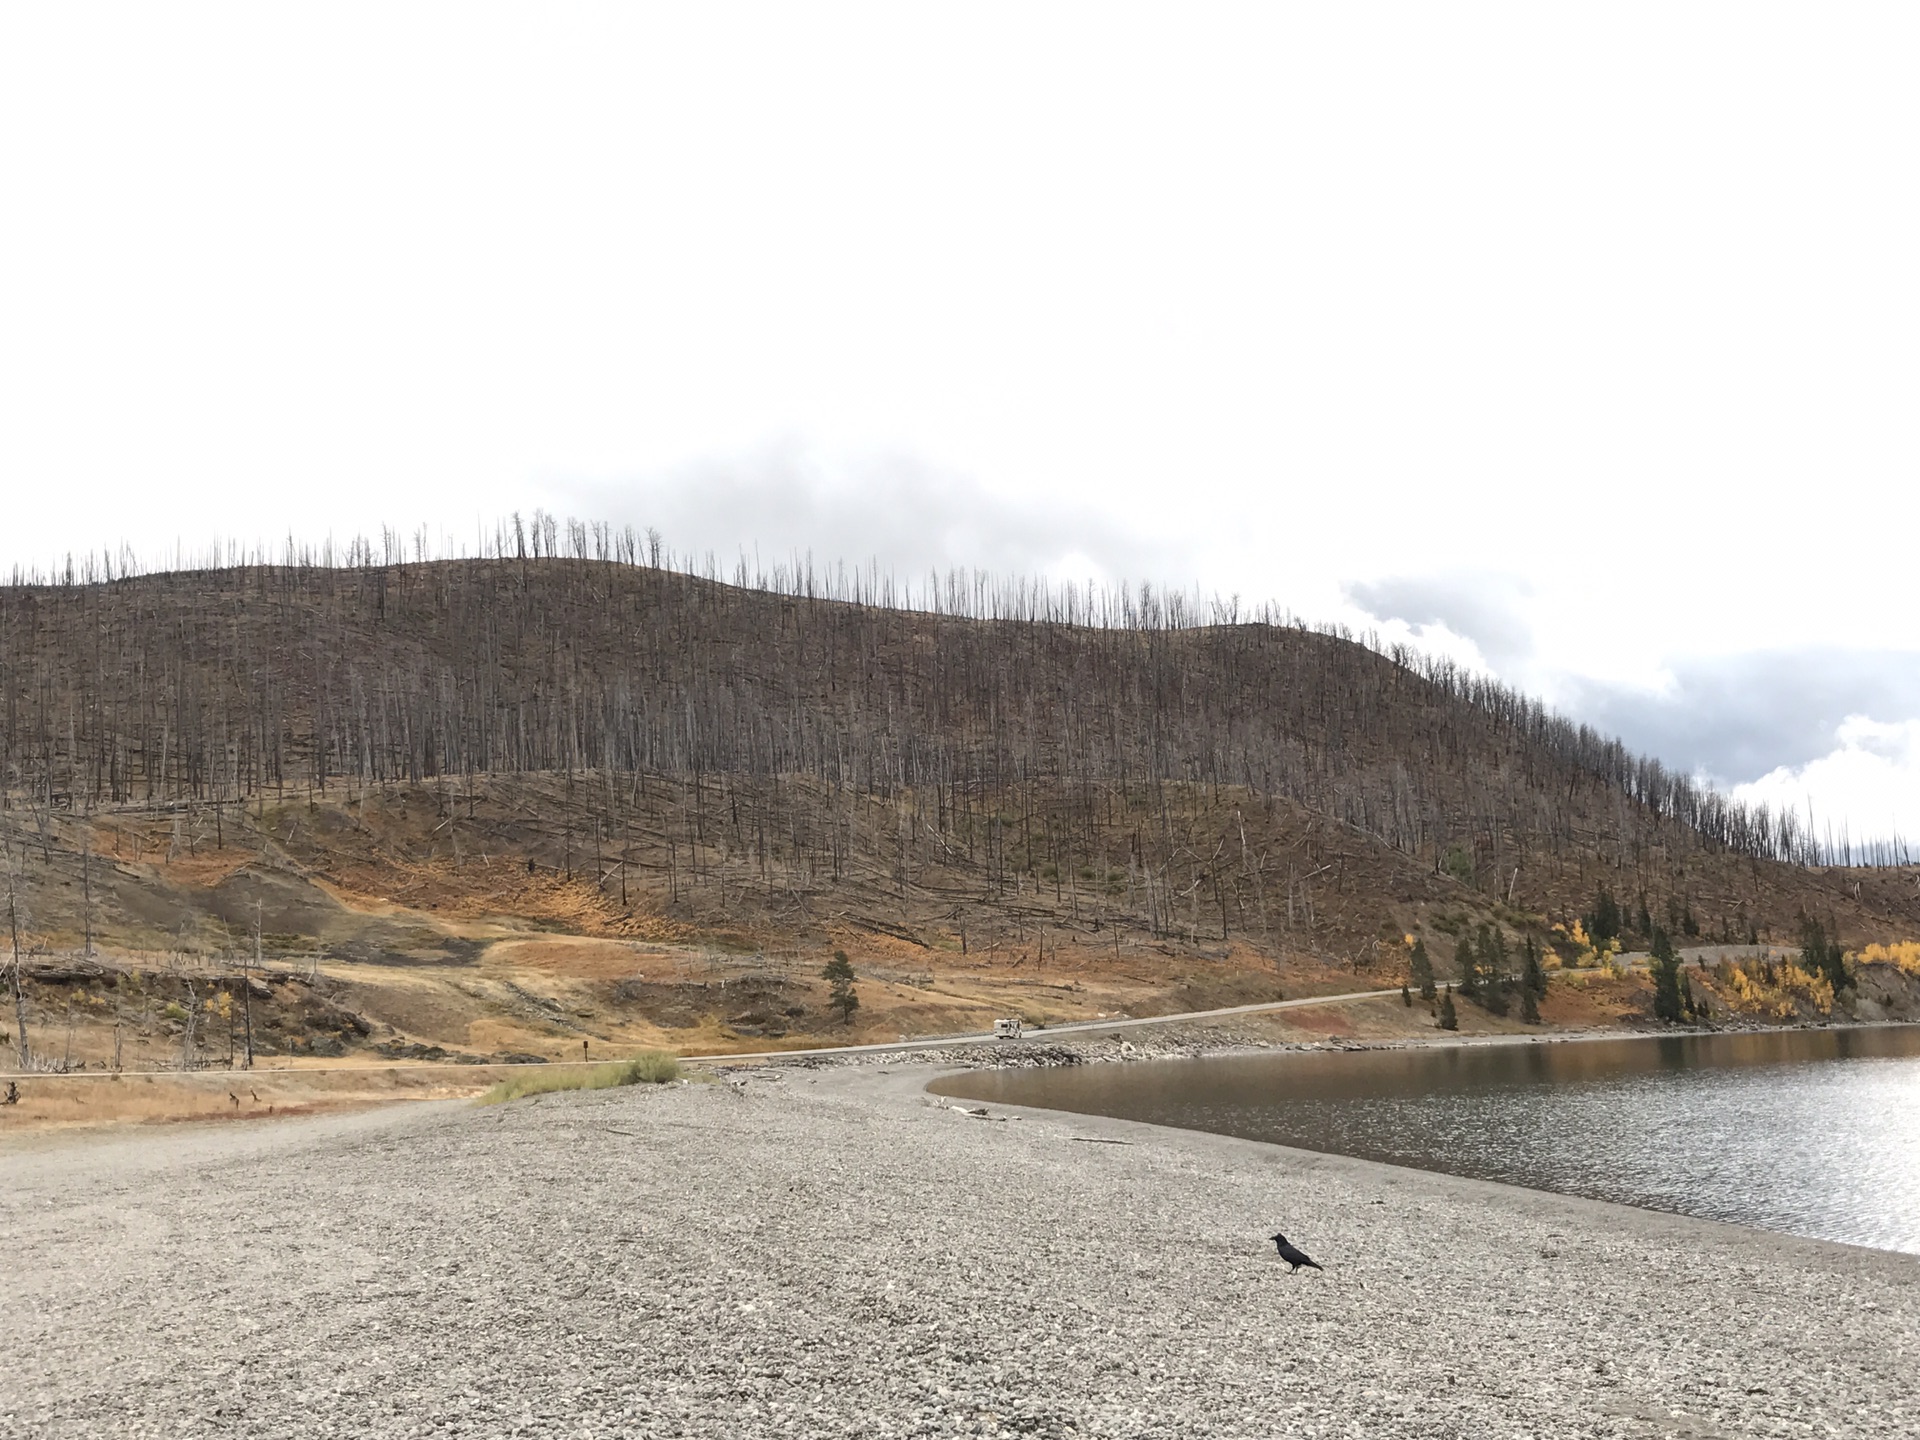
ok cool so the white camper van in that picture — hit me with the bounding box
[992,1017,1024,1040]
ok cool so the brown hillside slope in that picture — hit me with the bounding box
[1,557,1916,1074]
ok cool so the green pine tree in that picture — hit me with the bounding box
[1587,885,1622,948]
[1522,936,1546,999]
[1650,928,1684,1024]
[1478,924,1510,1017]
[1409,938,1436,1000]
[1799,917,1850,995]
[822,950,861,1024]
[1520,978,1541,1024]
[1438,984,1458,1031]
[1401,982,1412,1006]
[1455,937,1478,998]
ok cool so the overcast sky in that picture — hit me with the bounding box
[3,6,1916,842]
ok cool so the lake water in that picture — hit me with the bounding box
[934,1026,1920,1255]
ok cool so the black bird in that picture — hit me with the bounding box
[1270,1233,1323,1272]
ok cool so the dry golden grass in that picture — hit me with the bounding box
[476,1051,682,1104]
[484,937,680,981]
[323,856,690,941]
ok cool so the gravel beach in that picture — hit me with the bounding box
[6,1065,1917,1438]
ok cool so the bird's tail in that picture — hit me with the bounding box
[1304,1259,1323,1271]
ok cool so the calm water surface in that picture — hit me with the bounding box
[936,1027,1920,1255]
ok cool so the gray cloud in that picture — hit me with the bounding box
[1344,574,1535,668]
[544,445,1164,586]
[1344,575,1920,784]
[521,511,1920,790]
[1562,650,1920,785]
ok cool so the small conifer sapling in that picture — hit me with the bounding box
[822,950,861,1025]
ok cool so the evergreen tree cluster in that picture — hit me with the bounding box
[1449,923,1547,1022]
[1799,917,1851,995]
[1589,882,1702,952]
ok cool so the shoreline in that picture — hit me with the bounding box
[880,1062,1916,1268]
[6,1014,1918,1143]
[8,1056,1918,1436]
[915,1033,1920,1262]
[772,1012,1920,1074]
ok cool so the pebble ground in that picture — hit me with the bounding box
[5,1065,1916,1438]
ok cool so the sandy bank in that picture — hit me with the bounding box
[5,1064,1916,1438]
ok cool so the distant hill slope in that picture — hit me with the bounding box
[0,555,1914,968]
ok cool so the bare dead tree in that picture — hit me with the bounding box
[0,530,1907,975]
[4,847,29,1070]
[179,978,198,1072]
[81,836,94,959]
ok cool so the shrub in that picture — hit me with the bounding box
[476,1050,682,1105]
[619,1050,682,1085]
[1799,917,1851,993]
[1720,958,1834,1018]
[1856,941,1920,977]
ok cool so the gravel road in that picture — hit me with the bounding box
[6,1066,1916,1438]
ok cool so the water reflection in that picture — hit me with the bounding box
[934,1026,1920,1255]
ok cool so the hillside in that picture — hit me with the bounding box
[3,550,1917,1077]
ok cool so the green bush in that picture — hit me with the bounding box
[476,1050,682,1105]
[620,1050,683,1085]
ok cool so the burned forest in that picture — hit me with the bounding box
[2,533,1917,1069]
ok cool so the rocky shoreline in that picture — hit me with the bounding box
[770,1013,1920,1073]
[6,1057,1916,1437]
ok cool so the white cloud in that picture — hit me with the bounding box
[1735,717,1920,851]
[543,443,1167,589]
[1,5,1917,838]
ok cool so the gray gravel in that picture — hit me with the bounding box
[5,1067,1917,1438]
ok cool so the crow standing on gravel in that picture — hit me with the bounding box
[1270,1233,1323,1272]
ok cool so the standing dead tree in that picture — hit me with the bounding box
[6,862,27,1070]
[0,530,1901,970]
